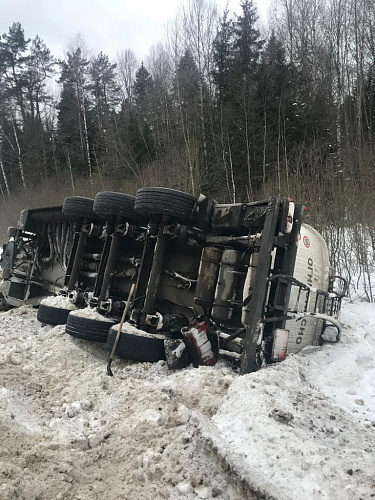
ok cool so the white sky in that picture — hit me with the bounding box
[1,0,270,63]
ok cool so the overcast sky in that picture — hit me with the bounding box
[2,0,270,62]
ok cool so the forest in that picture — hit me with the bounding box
[1,0,375,296]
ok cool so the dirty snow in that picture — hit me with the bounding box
[0,302,374,499]
[114,321,168,340]
[69,307,115,321]
[40,295,78,311]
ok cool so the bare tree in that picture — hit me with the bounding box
[117,49,138,103]
[181,0,219,193]
[0,129,10,195]
[167,14,198,194]
[146,42,174,149]
[11,113,27,190]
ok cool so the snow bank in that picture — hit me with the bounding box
[306,301,375,422]
[197,301,375,499]
[0,302,374,499]
[0,306,240,499]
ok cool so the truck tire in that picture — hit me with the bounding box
[134,187,197,223]
[65,312,116,342]
[62,196,97,220]
[93,191,147,225]
[106,325,166,362]
[37,303,72,326]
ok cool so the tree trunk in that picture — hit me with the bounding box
[65,148,75,191]
[0,131,10,195]
[11,115,26,190]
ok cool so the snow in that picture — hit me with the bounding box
[0,302,374,499]
[306,301,375,422]
[40,295,78,310]
[69,307,115,321]
[114,321,168,339]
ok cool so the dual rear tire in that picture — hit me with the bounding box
[37,303,72,326]
[65,312,116,343]
[134,187,197,223]
[93,191,148,225]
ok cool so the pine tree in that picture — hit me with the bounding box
[24,35,55,122]
[176,50,200,113]
[0,22,30,122]
[0,23,34,189]
[173,49,205,192]
[89,52,119,121]
[57,48,93,178]
[128,62,155,166]
[89,52,119,172]
[257,32,290,187]
[233,0,264,76]
[212,10,235,102]
[225,0,265,197]
[133,62,153,106]
[22,35,56,181]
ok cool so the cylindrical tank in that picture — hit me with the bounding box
[287,224,330,353]
[212,249,242,322]
[194,247,223,310]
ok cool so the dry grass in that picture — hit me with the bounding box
[2,148,375,301]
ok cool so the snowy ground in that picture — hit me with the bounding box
[0,302,374,500]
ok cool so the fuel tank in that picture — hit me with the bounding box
[286,224,330,353]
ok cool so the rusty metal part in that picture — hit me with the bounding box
[194,247,223,310]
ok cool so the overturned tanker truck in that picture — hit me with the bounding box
[0,188,347,374]
[0,200,106,309]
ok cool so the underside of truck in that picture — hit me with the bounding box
[0,189,347,373]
